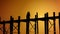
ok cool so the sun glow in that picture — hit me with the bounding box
[0,0,60,34]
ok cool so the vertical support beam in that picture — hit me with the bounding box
[18,16,20,34]
[36,12,38,34]
[44,14,46,34]
[59,12,60,34]
[26,12,30,34]
[44,13,49,34]
[53,12,56,34]
[35,12,38,34]
[3,20,5,34]
[35,21,36,34]
[10,16,13,34]
[35,15,37,34]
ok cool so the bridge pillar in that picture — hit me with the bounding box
[35,12,38,34]
[53,12,56,34]
[59,12,60,34]
[3,20,5,34]
[10,16,13,34]
[26,12,30,34]
[35,18,36,34]
[44,13,49,34]
[18,16,20,34]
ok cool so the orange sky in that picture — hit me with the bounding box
[0,0,60,34]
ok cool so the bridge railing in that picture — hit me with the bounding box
[0,12,60,34]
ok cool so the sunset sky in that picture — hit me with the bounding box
[0,0,60,34]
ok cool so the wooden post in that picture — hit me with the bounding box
[44,13,49,34]
[35,12,38,34]
[53,12,56,34]
[36,12,38,34]
[59,12,60,34]
[3,20,5,34]
[18,16,20,34]
[10,16,13,34]
[26,12,30,34]
[35,15,37,34]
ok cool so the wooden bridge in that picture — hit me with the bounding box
[0,12,60,34]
